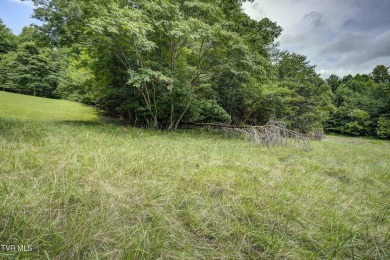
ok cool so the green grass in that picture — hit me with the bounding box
[0,93,389,259]
[0,91,99,121]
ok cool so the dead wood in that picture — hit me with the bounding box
[181,121,312,148]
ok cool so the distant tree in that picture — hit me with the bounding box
[0,26,60,97]
[0,19,17,90]
[371,65,390,84]
[326,65,390,138]
[0,19,17,56]
[326,74,341,92]
[272,51,334,132]
[55,49,97,103]
[342,74,353,83]
[376,116,390,139]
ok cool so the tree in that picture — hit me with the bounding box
[326,65,390,138]
[376,116,390,139]
[326,74,341,92]
[0,26,60,97]
[29,0,336,133]
[30,0,279,128]
[0,19,17,88]
[55,49,97,103]
[371,65,390,84]
[272,50,333,132]
[0,19,17,56]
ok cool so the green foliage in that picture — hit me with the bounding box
[0,26,61,97]
[0,19,17,56]
[76,0,246,128]
[326,66,390,138]
[342,109,371,136]
[272,51,334,132]
[23,0,282,129]
[326,74,341,92]
[377,116,390,139]
[0,0,338,133]
[190,98,231,122]
[32,0,97,46]
[0,42,56,96]
[371,65,390,84]
[56,49,98,103]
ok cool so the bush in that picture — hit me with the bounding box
[190,99,231,123]
[376,116,390,139]
[340,109,370,136]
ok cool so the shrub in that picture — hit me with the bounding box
[376,116,390,139]
[340,109,370,136]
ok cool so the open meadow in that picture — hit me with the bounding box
[0,92,389,259]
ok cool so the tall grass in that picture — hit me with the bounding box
[0,118,389,259]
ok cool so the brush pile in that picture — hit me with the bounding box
[229,121,310,147]
[182,121,314,148]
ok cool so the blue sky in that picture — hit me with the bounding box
[0,0,39,35]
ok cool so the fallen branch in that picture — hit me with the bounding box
[181,121,312,148]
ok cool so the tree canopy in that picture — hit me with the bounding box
[0,19,17,57]
[326,66,390,138]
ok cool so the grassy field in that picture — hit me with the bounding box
[0,92,389,259]
[0,91,99,121]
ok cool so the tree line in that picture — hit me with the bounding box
[0,0,388,138]
[326,67,390,138]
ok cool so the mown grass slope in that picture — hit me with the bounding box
[0,93,389,259]
[0,91,99,121]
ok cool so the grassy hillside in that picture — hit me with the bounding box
[0,91,99,121]
[0,93,389,259]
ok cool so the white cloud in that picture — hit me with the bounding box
[243,0,390,78]
[318,68,355,79]
[8,0,34,8]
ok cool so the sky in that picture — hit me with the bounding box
[1,0,389,78]
[0,0,37,35]
[243,0,390,78]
